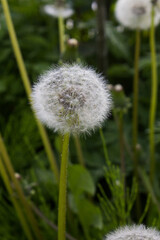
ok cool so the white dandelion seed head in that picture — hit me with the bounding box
[43,1,74,19]
[31,64,112,135]
[105,225,160,240]
[115,0,160,30]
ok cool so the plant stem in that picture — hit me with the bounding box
[1,0,59,182]
[96,0,107,75]
[149,7,158,183]
[116,112,125,186]
[0,134,44,240]
[99,128,110,166]
[0,156,34,240]
[58,133,70,240]
[74,136,85,167]
[58,16,65,55]
[132,29,140,178]
[32,203,77,240]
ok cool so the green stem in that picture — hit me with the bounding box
[58,16,65,55]
[0,134,44,240]
[58,133,70,240]
[149,7,158,183]
[1,0,59,182]
[74,136,85,167]
[99,128,110,166]
[118,112,125,178]
[0,156,34,240]
[132,29,140,178]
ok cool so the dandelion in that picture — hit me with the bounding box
[43,1,74,19]
[31,64,111,135]
[105,225,160,240]
[32,63,111,240]
[115,0,160,29]
[115,0,160,187]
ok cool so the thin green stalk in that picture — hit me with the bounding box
[74,136,85,167]
[118,112,125,178]
[0,155,34,240]
[0,134,43,240]
[149,7,158,183]
[1,0,59,182]
[58,16,65,55]
[132,29,140,178]
[132,30,141,217]
[58,133,70,240]
[99,128,110,166]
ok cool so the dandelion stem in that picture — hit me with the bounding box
[99,128,110,166]
[74,135,85,167]
[1,0,59,182]
[0,134,44,240]
[58,16,65,55]
[0,156,34,240]
[58,133,70,240]
[132,29,140,178]
[149,7,158,183]
[118,112,125,179]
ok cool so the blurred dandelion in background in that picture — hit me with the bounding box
[43,0,74,19]
[115,0,160,29]
[105,225,160,240]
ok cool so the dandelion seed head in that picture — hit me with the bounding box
[115,0,160,30]
[105,225,160,240]
[31,64,112,135]
[43,1,74,19]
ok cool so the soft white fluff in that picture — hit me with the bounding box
[105,225,160,240]
[31,64,112,135]
[115,0,160,30]
[43,3,74,19]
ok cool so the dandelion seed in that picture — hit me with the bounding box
[105,225,160,240]
[31,64,112,135]
[115,0,160,29]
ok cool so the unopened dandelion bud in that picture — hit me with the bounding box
[31,64,112,135]
[136,143,142,151]
[115,0,160,30]
[105,225,160,240]
[14,172,21,180]
[67,38,78,48]
[114,84,123,92]
[108,84,114,91]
